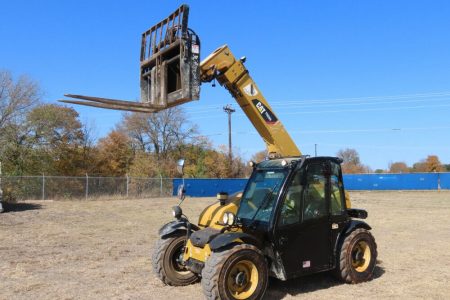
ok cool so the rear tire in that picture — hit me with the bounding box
[201,244,268,300]
[152,234,199,286]
[335,228,377,283]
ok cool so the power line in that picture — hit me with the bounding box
[268,91,450,105]
[183,90,450,114]
[271,97,450,109]
[318,143,450,150]
[186,96,450,115]
[192,125,450,138]
[191,102,450,120]
[288,125,450,134]
[281,103,450,116]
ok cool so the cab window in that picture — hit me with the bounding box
[278,169,303,226]
[330,162,345,215]
[302,163,327,221]
[237,169,288,223]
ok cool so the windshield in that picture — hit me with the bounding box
[237,169,288,223]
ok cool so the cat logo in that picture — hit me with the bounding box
[252,99,279,125]
[256,102,266,114]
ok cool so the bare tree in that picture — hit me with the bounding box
[251,150,268,163]
[0,70,41,133]
[0,71,41,174]
[336,148,371,174]
[121,107,197,158]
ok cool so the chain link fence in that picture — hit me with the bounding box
[0,175,175,201]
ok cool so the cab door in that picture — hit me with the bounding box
[273,161,332,278]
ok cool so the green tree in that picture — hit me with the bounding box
[128,152,159,177]
[26,104,87,175]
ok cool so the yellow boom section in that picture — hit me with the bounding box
[200,45,301,159]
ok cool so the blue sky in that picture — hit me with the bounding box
[1,0,450,170]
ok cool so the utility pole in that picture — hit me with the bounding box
[0,162,3,213]
[223,104,236,168]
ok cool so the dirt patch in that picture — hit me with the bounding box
[1,191,449,299]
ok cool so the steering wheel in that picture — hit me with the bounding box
[304,200,322,219]
[247,200,257,210]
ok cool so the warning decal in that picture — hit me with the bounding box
[243,83,258,96]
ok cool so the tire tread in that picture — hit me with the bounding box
[201,244,267,300]
[336,228,378,283]
[152,234,198,286]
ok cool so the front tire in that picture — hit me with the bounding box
[152,233,198,286]
[201,244,268,300]
[336,228,378,283]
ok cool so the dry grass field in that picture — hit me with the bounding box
[1,191,449,299]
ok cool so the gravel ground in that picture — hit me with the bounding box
[1,191,449,299]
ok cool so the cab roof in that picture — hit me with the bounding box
[256,156,342,169]
[257,157,304,169]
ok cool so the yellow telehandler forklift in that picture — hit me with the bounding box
[60,5,377,299]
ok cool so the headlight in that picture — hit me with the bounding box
[222,213,229,225]
[222,212,236,226]
[227,213,235,226]
[172,206,182,219]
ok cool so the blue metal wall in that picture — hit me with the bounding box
[343,173,439,190]
[439,173,450,189]
[173,178,248,197]
[173,173,450,197]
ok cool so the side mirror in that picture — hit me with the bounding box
[347,208,368,219]
[177,184,186,200]
[177,159,185,175]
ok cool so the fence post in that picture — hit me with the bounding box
[42,173,45,200]
[126,174,129,198]
[85,173,89,200]
[0,162,2,211]
[438,173,441,191]
[160,174,163,197]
